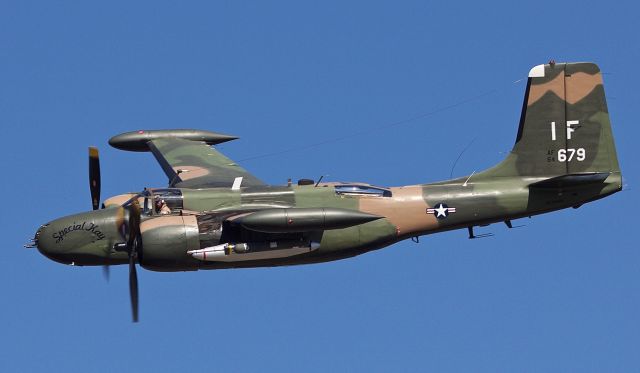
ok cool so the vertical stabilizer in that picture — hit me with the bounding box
[479,62,620,179]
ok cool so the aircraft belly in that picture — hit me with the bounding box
[189,242,319,263]
[212,247,315,262]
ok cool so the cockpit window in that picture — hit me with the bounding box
[122,189,184,216]
[335,185,392,197]
[151,189,183,215]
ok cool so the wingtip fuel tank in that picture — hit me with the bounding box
[109,129,238,152]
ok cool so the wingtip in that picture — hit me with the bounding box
[109,129,239,151]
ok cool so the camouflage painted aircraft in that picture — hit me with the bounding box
[28,62,622,322]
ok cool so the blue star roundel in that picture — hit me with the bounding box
[426,203,457,219]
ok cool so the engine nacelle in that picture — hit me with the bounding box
[234,208,382,233]
[140,215,201,271]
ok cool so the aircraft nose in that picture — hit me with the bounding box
[34,220,72,264]
[33,208,126,265]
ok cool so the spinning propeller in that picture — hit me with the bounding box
[89,146,141,323]
[125,198,141,323]
[89,147,111,282]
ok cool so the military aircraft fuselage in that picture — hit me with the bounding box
[36,169,621,272]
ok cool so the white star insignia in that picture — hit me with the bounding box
[427,203,456,219]
[435,204,448,217]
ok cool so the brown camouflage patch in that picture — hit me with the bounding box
[103,193,138,207]
[565,71,602,105]
[140,215,186,233]
[172,165,211,181]
[527,71,564,106]
[359,185,437,236]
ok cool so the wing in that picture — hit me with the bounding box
[148,137,265,189]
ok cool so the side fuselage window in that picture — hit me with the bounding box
[335,185,392,197]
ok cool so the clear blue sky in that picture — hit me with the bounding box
[1,1,638,372]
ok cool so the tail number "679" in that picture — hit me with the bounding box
[558,148,586,162]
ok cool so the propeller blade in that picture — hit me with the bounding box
[129,250,139,323]
[126,201,141,323]
[89,147,101,210]
[127,199,141,248]
[102,265,110,282]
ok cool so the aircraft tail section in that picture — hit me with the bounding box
[479,62,621,182]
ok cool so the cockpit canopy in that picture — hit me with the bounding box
[123,188,184,216]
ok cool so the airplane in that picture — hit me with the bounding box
[27,62,622,322]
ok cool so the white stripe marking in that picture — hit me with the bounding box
[231,177,243,190]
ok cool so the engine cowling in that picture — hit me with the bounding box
[140,215,200,271]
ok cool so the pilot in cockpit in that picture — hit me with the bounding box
[155,199,172,215]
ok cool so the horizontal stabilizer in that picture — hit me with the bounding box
[529,172,610,189]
